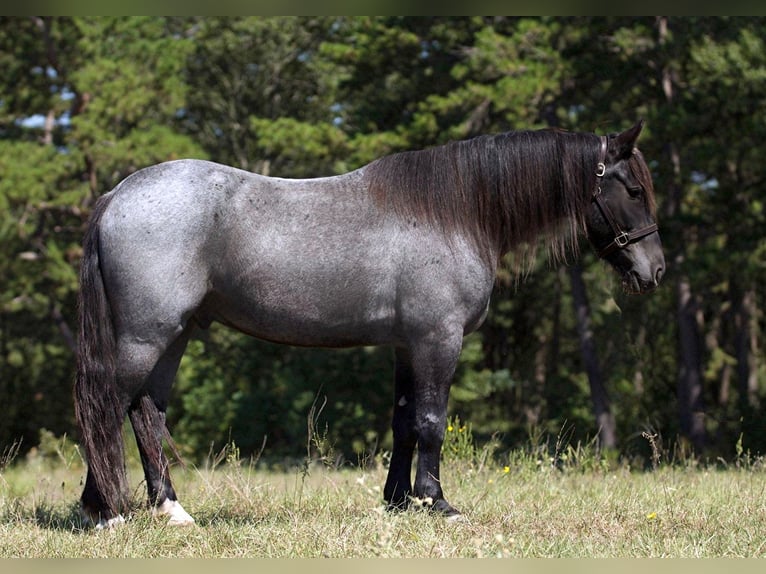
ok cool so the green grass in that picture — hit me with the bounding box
[2,436,766,558]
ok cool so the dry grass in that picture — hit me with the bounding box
[2,440,766,558]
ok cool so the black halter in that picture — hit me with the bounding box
[592,136,658,258]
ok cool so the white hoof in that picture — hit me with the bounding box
[154,499,196,526]
[95,514,126,530]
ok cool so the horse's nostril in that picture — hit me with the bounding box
[654,266,664,285]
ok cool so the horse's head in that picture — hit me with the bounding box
[586,121,665,294]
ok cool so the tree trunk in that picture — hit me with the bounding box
[676,277,706,451]
[658,16,707,453]
[568,264,617,450]
[733,285,759,410]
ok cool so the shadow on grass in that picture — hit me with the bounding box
[2,502,272,531]
[189,507,270,528]
[1,500,90,533]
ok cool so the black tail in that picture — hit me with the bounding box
[74,192,129,519]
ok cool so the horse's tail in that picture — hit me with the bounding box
[74,192,129,518]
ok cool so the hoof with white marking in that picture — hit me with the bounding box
[95,514,126,530]
[154,499,196,526]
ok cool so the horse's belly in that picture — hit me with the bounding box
[202,220,494,349]
[202,277,398,348]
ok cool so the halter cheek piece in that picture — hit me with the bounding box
[592,136,658,258]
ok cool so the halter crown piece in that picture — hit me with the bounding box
[592,136,658,258]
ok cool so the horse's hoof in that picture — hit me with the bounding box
[95,514,126,530]
[431,498,463,520]
[154,499,196,526]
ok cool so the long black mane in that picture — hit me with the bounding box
[365,129,605,266]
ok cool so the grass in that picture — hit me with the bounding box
[1,427,766,558]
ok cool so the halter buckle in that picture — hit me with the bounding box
[595,162,606,178]
[615,231,630,247]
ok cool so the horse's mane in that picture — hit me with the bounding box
[627,147,656,217]
[365,129,605,268]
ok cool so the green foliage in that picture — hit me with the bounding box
[1,16,766,470]
[416,18,568,138]
[442,415,501,472]
[30,429,82,470]
[249,116,348,177]
[183,17,343,175]
[69,16,206,189]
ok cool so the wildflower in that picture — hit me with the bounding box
[447,425,454,432]
[503,466,510,474]
[646,512,657,521]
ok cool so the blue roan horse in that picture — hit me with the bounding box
[75,121,664,528]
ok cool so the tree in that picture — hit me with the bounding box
[0,17,86,447]
[679,18,766,452]
[569,264,616,449]
[182,17,347,176]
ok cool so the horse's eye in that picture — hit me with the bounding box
[627,185,643,198]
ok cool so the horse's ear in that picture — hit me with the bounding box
[610,120,644,160]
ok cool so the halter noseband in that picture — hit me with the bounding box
[592,136,658,258]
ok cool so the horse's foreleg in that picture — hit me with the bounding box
[413,334,462,517]
[384,348,418,510]
[403,331,463,518]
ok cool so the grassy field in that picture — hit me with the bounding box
[1,430,766,558]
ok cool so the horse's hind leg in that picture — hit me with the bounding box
[129,396,194,525]
[126,325,195,525]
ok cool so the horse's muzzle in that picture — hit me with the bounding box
[623,264,664,295]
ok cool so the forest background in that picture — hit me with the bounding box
[1,16,764,469]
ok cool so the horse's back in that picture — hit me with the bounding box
[102,159,258,225]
